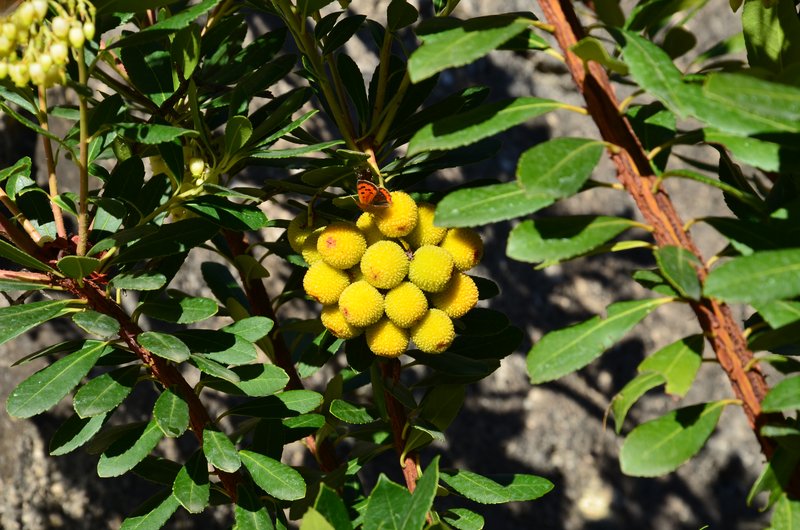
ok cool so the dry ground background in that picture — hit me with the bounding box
[0,1,771,529]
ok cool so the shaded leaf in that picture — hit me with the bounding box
[235,483,275,530]
[654,246,701,300]
[611,372,665,433]
[138,332,191,362]
[97,420,163,477]
[173,451,210,513]
[240,450,306,501]
[0,299,71,347]
[153,388,189,438]
[72,310,120,338]
[440,470,553,504]
[138,296,219,324]
[705,249,800,303]
[57,256,101,279]
[203,429,241,473]
[50,412,107,455]
[73,366,139,418]
[329,399,375,424]
[118,490,180,530]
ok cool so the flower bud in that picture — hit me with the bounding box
[188,157,205,177]
[32,0,48,20]
[28,60,44,84]
[68,25,85,48]
[49,42,68,64]
[9,62,29,86]
[37,52,52,70]
[0,61,7,79]
[82,21,95,41]
[51,16,69,38]
[15,3,35,28]
[0,35,11,55]
[2,22,16,40]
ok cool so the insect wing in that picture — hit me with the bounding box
[357,179,379,205]
[372,187,392,206]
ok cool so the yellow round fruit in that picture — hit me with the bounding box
[411,309,455,354]
[430,273,479,318]
[373,191,418,238]
[300,225,326,265]
[360,240,410,290]
[405,203,446,248]
[317,222,367,269]
[366,318,409,358]
[356,212,384,246]
[440,228,483,271]
[408,245,454,293]
[321,305,362,339]
[338,281,384,327]
[303,261,350,305]
[288,212,324,254]
[384,282,428,328]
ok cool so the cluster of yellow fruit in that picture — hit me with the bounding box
[291,191,484,358]
[0,0,95,87]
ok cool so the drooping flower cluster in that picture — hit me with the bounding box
[0,0,95,87]
[294,191,484,358]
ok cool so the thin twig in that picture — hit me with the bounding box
[37,86,67,239]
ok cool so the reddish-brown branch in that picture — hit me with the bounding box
[380,359,419,492]
[59,278,241,499]
[538,0,775,457]
[222,231,339,473]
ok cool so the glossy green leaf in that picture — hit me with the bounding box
[250,140,344,160]
[176,329,256,365]
[50,412,107,455]
[7,340,111,418]
[748,446,800,511]
[71,310,120,339]
[173,451,210,513]
[234,483,275,530]
[528,298,669,383]
[408,14,531,82]
[118,123,198,144]
[762,376,800,413]
[300,508,334,530]
[113,0,221,47]
[703,129,800,173]
[611,372,665,433]
[443,508,484,530]
[705,249,800,303]
[364,457,439,529]
[183,196,269,231]
[0,299,72,347]
[153,388,189,437]
[138,332,191,362]
[0,239,56,272]
[654,245,702,300]
[111,271,168,291]
[418,384,465,431]
[0,278,50,291]
[97,420,163,477]
[321,15,366,54]
[620,401,727,477]
[223,390,324,418]
[0,156,31,183]
[240,450,306,501]
[435,182,553,227]
[507,216,635,265]
[571,36,629,73]
[203,429,241,473]
[639,335,704,397]
[440,470,553,504]
[57,256,101,279]
[191,355,240,383]
[742,0,800,75]
[139,296,218,324]
[203,364,289,397]
[329,399,375,424]
[517,138,604,196]
[313,484,353,530]
[769,494,800,530]
[225,115,253,155]
[224,317,274,342]
[408,97,561,156]
[114,218,218,263]
[753,300,800,328]
[118,491,180,530]
[73,366,139,418]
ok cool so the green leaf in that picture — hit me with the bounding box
[507,215,635,265]
[118,491,180,530]
[73,366,139,418]
[762,376,800,413]
[703,129,800,173]
[203,429,241,473]
[111,271,168,291]
[224,115,253,156]
[517,138,604,198]
[704,249,800,303]
[408,15,532,82]
[611,372,665,433]
[114,218,218,263]
[223,390,324,419]
[183,196,269,231]
[364,457,440,529]
[654,245,702,300]
[0,239,56,272]
[329,399,375,424]
[387,0,418,30]
[528,298,669,383]
[642,334,705,396]
[620,401,727,477]
[224,316,274,342]
[239,450,306,501]
[113,0,221,47]
[172,451,210,513]
[138,332,191,362]
[440,470,553,504]
[71,310,120,338]
[191,355,241,383]
[408,97,561,155]
[235,483,275,530]
[742,0,800,75]
[97,420,164,477]
[443,508,484,530]
[0,278,50,291]
[56,256,101,279]
[153,388,189,437]
[0,156,32,183]
[0,300,73,347]
[769,494,800,530]
[300,508,334,530]
[321,15,366,55]
[118,123,198,144]
[249,140,344,159]
[753,300,800,328]
[313,485,353,530]
[50,412,108,455]
[435,182,553,228]
[6,340,111,418]
[571,36,628,74]
[139,296,219,324]
[204,365,289,397]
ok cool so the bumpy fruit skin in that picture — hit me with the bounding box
[301,226,326,265]
[321,305,362,339]
[360,240,409,290]
[303,262,350,305]
[430,273,479,319]
[411,309,455,354]
[338,281,384,327]
[366,318,409,358]
[317,222,367,269]
[408,245,454,292]
[440,228,483,271]
[356,212,384,246]
[384,282,428,328]
[406,203,446,248]
[374,191,418,238]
